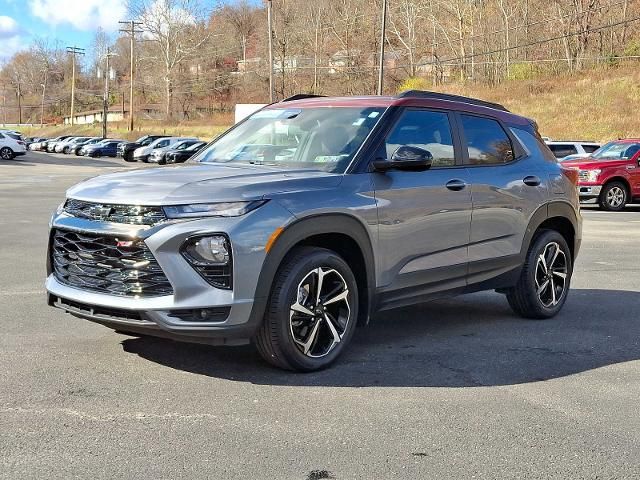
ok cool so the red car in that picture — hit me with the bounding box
[563,139,640,211]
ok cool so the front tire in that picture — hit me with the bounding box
[506,230,572,319]
[0,147,14,160]
[254,247,359,371]
[599,181,628,211]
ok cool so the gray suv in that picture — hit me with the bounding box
[46,91,582,371]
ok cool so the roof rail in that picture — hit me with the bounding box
[396,90,509,112]
[280,94,326,102]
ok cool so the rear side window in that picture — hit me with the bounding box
[548,144,578,158]
[0,133,4,139]
[385,109,455,167]
[582,145,599,153]
[461,115,514,165]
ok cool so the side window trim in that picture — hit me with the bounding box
[455,111,524,167]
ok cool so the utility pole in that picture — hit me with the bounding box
[267,0,274,102]
[40,79,46,127]
[102,49,117,139]
[377,0,388,95]
[16,82,22,125]
[66,46,85,126]
[119,20,143,131]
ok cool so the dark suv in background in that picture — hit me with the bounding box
[118,135,170,162]
[46,91,581,371]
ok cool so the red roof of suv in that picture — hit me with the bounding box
[268,91,531,126]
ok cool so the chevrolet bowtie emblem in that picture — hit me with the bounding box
[89,205,113,220]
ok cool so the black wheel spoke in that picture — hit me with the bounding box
[289,267,351,358]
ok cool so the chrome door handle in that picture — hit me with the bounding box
[445,179,467,191]
[523,175,541,186]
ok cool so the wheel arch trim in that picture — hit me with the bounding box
[246,213,376,333]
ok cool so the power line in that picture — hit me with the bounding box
[417,15,640,67]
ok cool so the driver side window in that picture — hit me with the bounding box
[384,109,455,167]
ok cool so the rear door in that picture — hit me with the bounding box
[458,113,548,286]
[372,108,472,307]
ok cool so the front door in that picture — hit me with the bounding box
[372,108,473,309]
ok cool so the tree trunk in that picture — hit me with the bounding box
[165,76,173,120]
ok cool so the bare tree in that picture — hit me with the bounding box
[219,0,258,63]
[130,0,210,118]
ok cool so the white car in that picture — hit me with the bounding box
[133,137,197,163]
[56,137,91,154]
[545,140,601,160]
[0,130,27,160]
[148,138,200,164]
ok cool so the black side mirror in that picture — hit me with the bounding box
[371,146,433,172]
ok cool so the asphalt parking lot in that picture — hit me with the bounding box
[1,152,639,479]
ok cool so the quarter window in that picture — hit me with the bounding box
[461,115,514,165]
[582,145,600,153]
[384,109,455,167]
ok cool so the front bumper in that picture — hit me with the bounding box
[134,154,150,162]
[46,200,294,344]
[577,184,602,200]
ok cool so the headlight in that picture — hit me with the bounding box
[163,200,266,218]
[581,169,601,182]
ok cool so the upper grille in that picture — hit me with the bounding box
[52,229,173,297]
[64,199,166,226]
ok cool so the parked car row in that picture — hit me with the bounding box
[26,133,208,164]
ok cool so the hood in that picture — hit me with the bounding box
[66,163,342,205]
[562,157,631,169]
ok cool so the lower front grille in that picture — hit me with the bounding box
[52,229,173,297]
[53,296,147,322]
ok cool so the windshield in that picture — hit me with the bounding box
[592,141,640,160]
[195,106,386,173]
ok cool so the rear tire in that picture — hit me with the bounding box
[254,247,358,372]
[506,230,572,319]
[0,147,14,160]
[599,181,628,211]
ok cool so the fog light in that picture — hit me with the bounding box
[181,235,233,289]
[184,236,229,265]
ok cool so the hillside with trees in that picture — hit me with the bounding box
[1,0,638,139]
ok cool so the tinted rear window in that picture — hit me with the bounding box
[548,144,578,158]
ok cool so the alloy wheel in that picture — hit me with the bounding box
[289,267,351,358]
[534,242,568,308]
[0,148,12,160]
[606,186,625,208]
